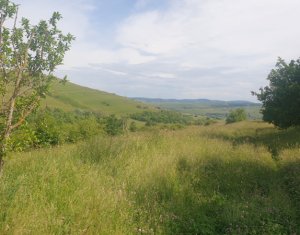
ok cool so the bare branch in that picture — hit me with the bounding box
[13,6,18,29]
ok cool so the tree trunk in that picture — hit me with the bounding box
[0,99,15,174]
[0,156,3,174]
[0,144,5,174]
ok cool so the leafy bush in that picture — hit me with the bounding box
[104,115,125,136]
[131,110,192,125]
[6,124,38,152]
[5,108,107,151]
[226,108,247,124]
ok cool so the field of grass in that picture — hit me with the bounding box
[42,80,155,115]
[0,121,299,234]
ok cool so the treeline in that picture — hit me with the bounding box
[131,110,192,125]
[131,110,215,126]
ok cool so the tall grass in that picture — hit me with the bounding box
[0,122,299,234]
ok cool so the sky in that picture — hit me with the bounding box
[15,0,300,101]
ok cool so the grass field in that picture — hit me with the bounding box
[0,121,299,234]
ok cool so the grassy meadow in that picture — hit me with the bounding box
[0,121,299,234]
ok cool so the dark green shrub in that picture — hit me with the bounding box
[129,121,137,132]
[131,110,192,125]
[104,115,125,136]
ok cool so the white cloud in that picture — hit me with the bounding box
[117,0,300,64]
[16,0,94,40]
[112,0,300,100]
[16,0,300,100]
[62,46,156,69]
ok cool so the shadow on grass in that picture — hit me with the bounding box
[279,159,300,226]
[208,126,300,158]
[130,157,299,235]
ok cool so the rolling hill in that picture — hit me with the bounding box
[42,80,155,115]
[41,80,261,119]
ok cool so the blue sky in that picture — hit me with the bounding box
[17,0,300,101]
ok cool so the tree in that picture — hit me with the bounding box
[104,115,125,136]
[0,0,74,171]
[252,57,300,128]
[226,108,247,124]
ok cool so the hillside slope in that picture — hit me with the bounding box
[42,81,154,115]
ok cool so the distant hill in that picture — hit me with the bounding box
[132,97,262,119]
[41,81,155,115]
[133,98,259,106]
[40,80,261,119]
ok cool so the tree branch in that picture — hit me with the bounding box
[10,97,40,131]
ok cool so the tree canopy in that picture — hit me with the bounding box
[253,58,300,128]
[0,0,74,169]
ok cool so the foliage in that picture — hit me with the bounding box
[193,117,217,126]
[226,108,247,124]
[4,108,143,152]
[253,57,300,128]
[0,0,74,165]
[104,114,125,136]
[131,110,192,125]
[5,108,105,151]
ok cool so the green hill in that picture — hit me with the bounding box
[42,81,154,115]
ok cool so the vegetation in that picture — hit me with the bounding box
[4,108,133,152]
[104,114,126,136]
[133,98,261,120]
[0,121,299,234]
[130,110,193,125]
[0,0,74,170]
[253,57,300,128]
[226,108,247,124]
[0,2,298,234]
[6,108,98,151]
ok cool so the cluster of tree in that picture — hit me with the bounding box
[130,110,193,125]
